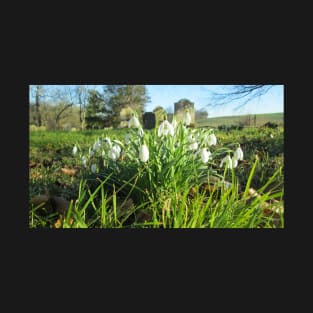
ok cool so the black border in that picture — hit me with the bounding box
[7,43,302,302]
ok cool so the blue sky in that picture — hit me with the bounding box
[145,85,284,117]
[30,85,284,118]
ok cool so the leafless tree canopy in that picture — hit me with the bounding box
[209,85,275,109]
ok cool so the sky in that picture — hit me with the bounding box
[145,85,284,117]
[30,85,284,118]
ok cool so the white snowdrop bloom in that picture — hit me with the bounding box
[108,145,121,161]
[89,148,94,157]
[81,156,87,167]
[91,164,97,173]
[103,137,112,150]
[108,149,118,161]
[270,134,274,138]
[113,144,121,156]
[189,142,198,151]
[200,148,211,164]
[139,144,149,162]
[138,126,144,137]
[220,155,232,169]
[128,115,141,128]
[234,146,244,160]
[93,140,101,151]
[125,133,131,145]
[72,145,78,156]
[232,156,238,168]
[158,120,174,137]
[182,111,192,126]
[200,148,209,163]
[172,117,178,129]
[206,133,217,146]
[188,134,194,142]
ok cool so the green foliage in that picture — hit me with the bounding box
[29,124,284,229]
[85,90,109,129]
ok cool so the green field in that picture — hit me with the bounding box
[29,124,284,229]
[197,112,284,128]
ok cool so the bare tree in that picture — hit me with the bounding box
[209,85,275,109]
[34,85,43,126]
[75,85,89,130]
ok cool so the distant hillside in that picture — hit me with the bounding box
[197,112,284,128]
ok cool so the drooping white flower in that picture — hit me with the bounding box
[89,148,94,157]
[233,146,244,160]
[108,149,118,161]
[139,144,149,162]
[200,148,211,164]
[91,164,97,173]
[189,142,198,151]
[72,145,78,156]
[128,115,141,128]
[93,139,102,151]
[158,120,174,137]
[172,117,178,129]
[232,156,238,168]
[138,126,144,137]
[81,156,87,167]
[182,110,192,126]
[205,133,217,146]
[188,134,194,142]
[220,155,232,169]
[108,144,121,161]
[103,137,112,150]
[125,133,131,145]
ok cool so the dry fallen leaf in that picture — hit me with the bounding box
[61,167,77,176]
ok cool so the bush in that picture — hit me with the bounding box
[263,122,278,129]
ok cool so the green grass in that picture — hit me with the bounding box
[197,112,284,128]
[29,124,284,229]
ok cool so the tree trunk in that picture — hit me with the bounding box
[35,85,42,127]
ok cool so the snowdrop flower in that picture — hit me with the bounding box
[172,117,178,129]
[93,140,101,151]
[125,133,131,145]
[205,133,217,146]
[158,120,174,137]
[89,147,94,157]
[200,148,211,164]
[128,115,141,128]
[138,126,144,137]
[81,156,87,167]
[139,144,149,162]
[91,164,97,173]
[220,155,232,169]
[103,138,112,150]
[108,144,121,161]
[188,134,194,142]
[182,110,192,126]
[108,149,118,161]
[233,146,244,161]
[232,156,238,168]
[270,134,274,138]
[72,145,78,156]
[189,142,198,151]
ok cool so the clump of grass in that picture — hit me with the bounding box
[29,121,284,228]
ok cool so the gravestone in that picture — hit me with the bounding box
[174,100,195,126]
[142,112,156,129]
